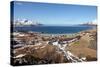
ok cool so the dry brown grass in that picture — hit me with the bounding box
[68,29,97,61]
[13,45,65,64]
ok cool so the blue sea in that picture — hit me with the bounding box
[13,25,93,34]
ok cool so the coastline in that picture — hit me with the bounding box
[13,27,97,37]
[13,25,94,35]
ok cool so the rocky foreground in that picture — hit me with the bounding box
[11,29,97,65]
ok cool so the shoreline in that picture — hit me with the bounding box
[13,28,97,37]
[39,33,79,37]
[42,28,96,36]
[13,25,95,35]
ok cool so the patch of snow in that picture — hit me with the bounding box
[34,47,39,50]
[53,42,58,46]
[14,54,26,58]
[81,57,86,61]
[19,34,25,37]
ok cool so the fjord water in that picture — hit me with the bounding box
[14,25,93,34]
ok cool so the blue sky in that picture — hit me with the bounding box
[13,1,97,25]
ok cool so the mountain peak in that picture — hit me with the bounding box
[14,19,42,26]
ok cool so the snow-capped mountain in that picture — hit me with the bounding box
[14,19,42,26]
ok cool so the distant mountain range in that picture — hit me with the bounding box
[13,19,97,27]
[80,22,97,26]
[14,19,43,26]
